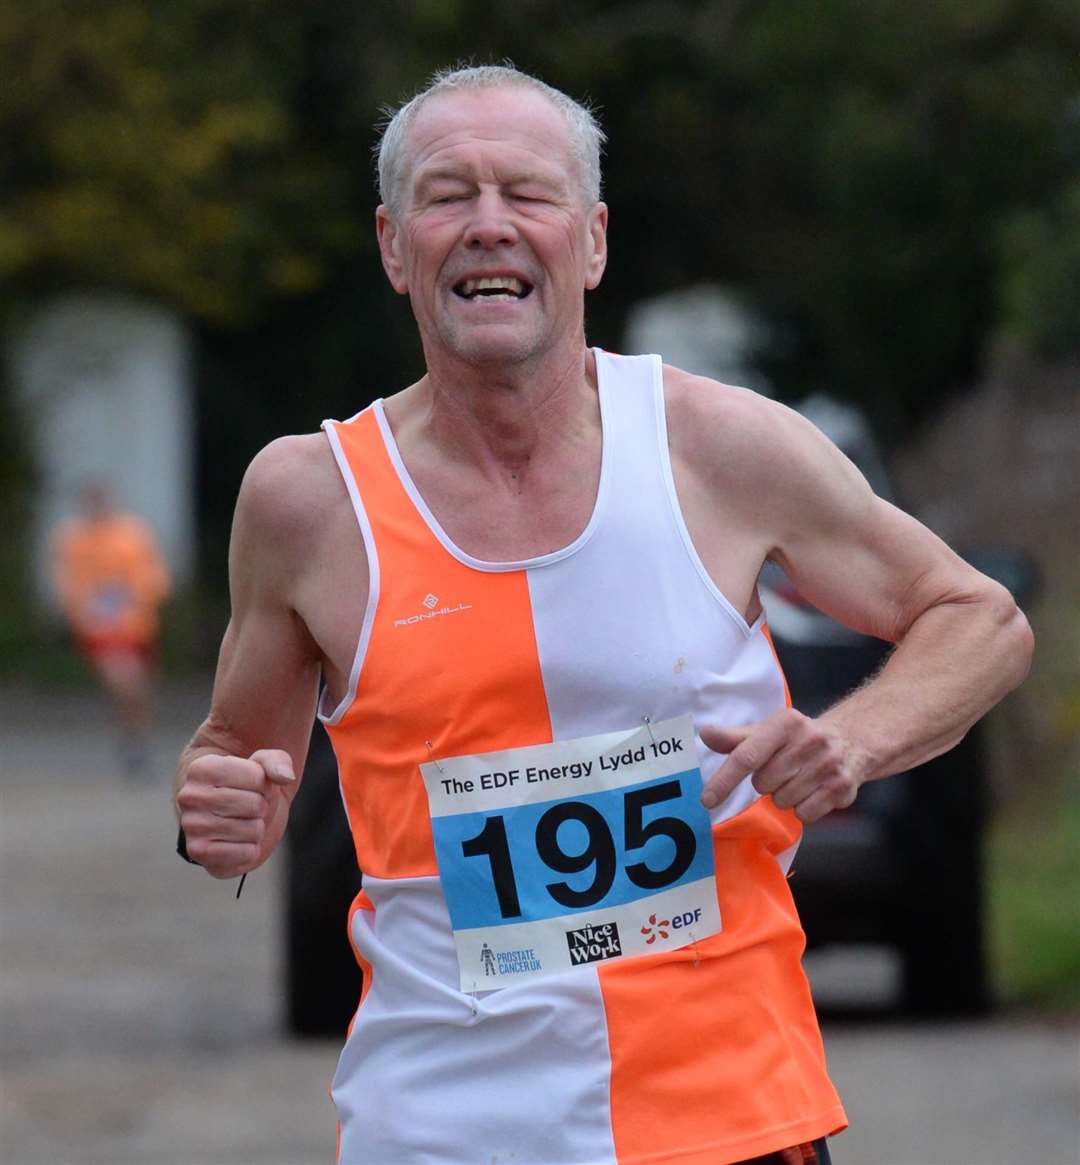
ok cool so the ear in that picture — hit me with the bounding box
[376,206,409,295]
[584,202,608,291]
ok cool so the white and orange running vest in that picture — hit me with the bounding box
[320,350,846,1165]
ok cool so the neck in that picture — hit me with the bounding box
[413,344,599,476]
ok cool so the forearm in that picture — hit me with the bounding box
[821,583,1033,781]
[174,608,321,813]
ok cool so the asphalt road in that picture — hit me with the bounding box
[1,682,1077,1165]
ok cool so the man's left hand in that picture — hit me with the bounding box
[700,709,867,823]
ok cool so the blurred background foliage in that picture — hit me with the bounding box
[1,0,1077,1005]
[2,0,1072,582]
[3,0,1078,428]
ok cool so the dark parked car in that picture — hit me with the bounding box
[763,546,989,1016]
[762,395,1035,1016]
[285,396,1035,1033]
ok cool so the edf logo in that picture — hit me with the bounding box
[672,908,703,930]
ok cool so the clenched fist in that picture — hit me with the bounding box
[176,749,296,879]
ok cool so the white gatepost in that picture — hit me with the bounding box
[11,292,196,612]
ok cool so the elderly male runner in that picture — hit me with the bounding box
[175,65,1033,1165]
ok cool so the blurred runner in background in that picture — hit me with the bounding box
[52,480,171,777]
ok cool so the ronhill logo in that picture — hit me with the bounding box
[394,594,473,628]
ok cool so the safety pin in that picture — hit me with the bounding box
[642,715,657,745]
[424,740,445,774]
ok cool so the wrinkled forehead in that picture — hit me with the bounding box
[402,86,582,193]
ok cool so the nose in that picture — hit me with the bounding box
[462,187,519,250]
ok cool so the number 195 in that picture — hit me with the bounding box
[460,780,697,918]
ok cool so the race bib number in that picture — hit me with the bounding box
[420,714,721,991]
[86,584,134,628]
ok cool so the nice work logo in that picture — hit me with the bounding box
[566,921,622,965]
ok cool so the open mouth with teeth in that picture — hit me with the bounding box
[453,276,533,301]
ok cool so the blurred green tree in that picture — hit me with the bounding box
[998,178,1080,359]
[2,0,1077,598]
[0,0,361,323]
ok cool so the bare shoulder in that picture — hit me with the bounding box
[228,431,354,599]
[663,364,824,469]
[662,363,875,541]
[235,432,343,540]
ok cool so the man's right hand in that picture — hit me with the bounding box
[176,749,296,879]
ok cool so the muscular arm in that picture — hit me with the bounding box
[777,482,1028,782]
[174,436,329,877]
[668,373,1034,817]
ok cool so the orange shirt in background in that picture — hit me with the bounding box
[52,513,172,650]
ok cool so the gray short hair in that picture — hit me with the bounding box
[376,64,605,215]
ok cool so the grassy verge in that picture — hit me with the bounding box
[988,779,1080,1012]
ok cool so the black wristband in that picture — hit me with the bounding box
[176,824,200,865]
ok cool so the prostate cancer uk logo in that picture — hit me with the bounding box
[481,944,543,977]
[566,921,622,965]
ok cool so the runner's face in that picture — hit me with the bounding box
[377,87,607,369]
